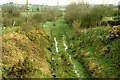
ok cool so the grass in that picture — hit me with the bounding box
[43,17,70,39]
[68,26,120,78]
[3,13,120,78]
[43,17,90,78]
[15,15,119,78]
[2,27,52,78]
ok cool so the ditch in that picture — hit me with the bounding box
[43,17,89,78]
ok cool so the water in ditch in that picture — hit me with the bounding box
[51,35,89,78]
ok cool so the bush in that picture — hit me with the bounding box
[2,4,20,17]
[3,57,37,78]
[65,3,83,24]
[44,8,60,21]
[31,8,60,26]
[3,16,26,27]
[65,3,115,28]
[2,4,25,27]
[32,13,46,24]
[109,26,120,39]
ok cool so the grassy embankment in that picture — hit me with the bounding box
[43,16,120,78]
[2,14,120,78]
[2,26,52,78]
[43,17,89,78]
[67,26,120,78]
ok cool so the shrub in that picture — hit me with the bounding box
[2,4,20,17]
[109,26,120,39]
[3,16,26,27]
[31,7,60,25]
[32,13,46,24]
[44,8,60,21]
[65,3,115,28]
[2,4,24,27]
[3,57,37,78]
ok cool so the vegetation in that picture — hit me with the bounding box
[65,3,116,28]
[2,4,20,17]
[1,2,120,79]
[2,27,52,78]
[64,2,120,78]
[2,4,60,28]
[67,26,120,78]
[2,4,25,27]
[109,26,120,39]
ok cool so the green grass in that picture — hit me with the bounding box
[43,17,70,39]
[43,17,90,78]
[68,26,120,78]
[42,15,120,78]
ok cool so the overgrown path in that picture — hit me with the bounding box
[43,17,89,78]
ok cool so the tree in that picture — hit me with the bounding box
[65,3,81,24]
[2,4,23,27]
[2,4,20,17]
[32,13,46,23]
[65,3,115,28]
[44,8,60,21]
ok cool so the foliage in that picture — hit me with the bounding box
[3,17,25,27]
[72,20,81,35]
[2,4,26,27]
[44,8,60,21]
[65,3,116,28]
[2,27,52,78]
[67,27,120,78]
[31,7,60,27]
[32,12,46,23]
[25,27,50,48]
[42,18,89,78]
[2,4,20,17]
[65,3,82,24]
[109,26,120,39]
[2,57,37,78]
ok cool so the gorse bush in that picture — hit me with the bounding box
[3,57,37,78]
[109,26,120,39]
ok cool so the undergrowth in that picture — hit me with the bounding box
[2,27,52,78]
[67,26,120,78]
